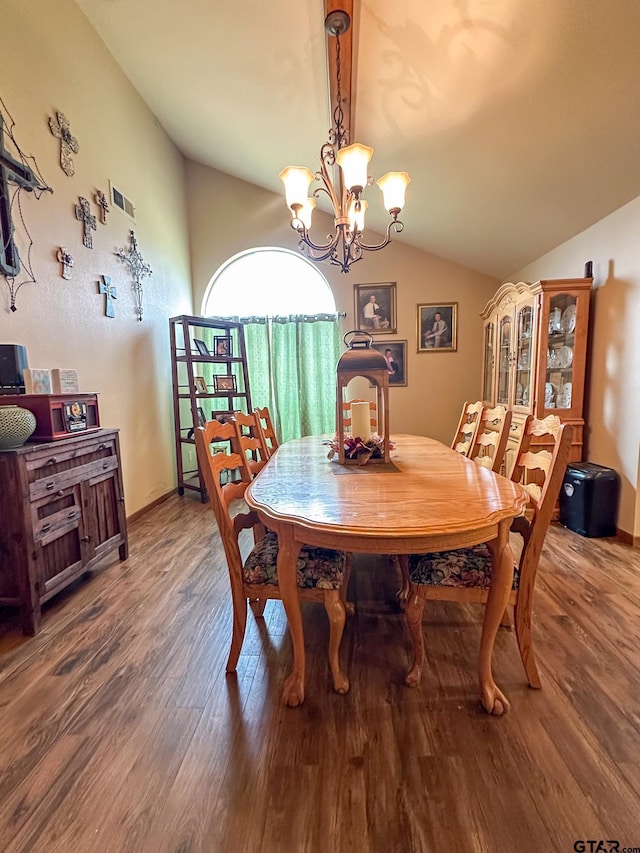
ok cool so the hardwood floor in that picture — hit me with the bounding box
[1,495,640,852]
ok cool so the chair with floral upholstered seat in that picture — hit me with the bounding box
[401,414,572,690]
[254,406,279,459]
[232,410,269,477]
[195,419,350,693]
[469,405,512,473]
[451,400,484,457]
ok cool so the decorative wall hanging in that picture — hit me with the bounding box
[0,98,53,311]
[56,247,74,279]
[98,274,117,318]
[115,230,152,322]
[75,196,96,249]
[95,189,110,224]
[48,111,79,177]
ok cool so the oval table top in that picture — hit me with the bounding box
[245,434,529,545]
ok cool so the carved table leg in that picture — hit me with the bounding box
[276,526,305,707]
[481,519,515,716]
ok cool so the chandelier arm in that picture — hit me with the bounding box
[317,148,343,214]
[353,219,404,253]
[292,221,342,259]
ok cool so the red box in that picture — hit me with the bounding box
[1,393,100,441]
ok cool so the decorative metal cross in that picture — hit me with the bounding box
[115,230,152,322]
[98,274,117,318]
[0,113,40,278]
[48,111,79,177]
[75,196,97,249]
[56,247,74,279]
[95,189,110,224]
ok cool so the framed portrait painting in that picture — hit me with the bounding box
[417,303,457,353]
[371,340,408,386]
[354,283,397,335]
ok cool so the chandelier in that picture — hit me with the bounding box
[279,9,410,274]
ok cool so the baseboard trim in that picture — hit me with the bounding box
[127,488,177,524]
[616,527,640,548]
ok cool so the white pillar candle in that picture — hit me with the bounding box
[350,401,372,440]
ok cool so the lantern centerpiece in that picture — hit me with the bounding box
[335,330,390,464]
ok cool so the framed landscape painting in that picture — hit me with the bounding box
[417,303,457,352]
[372,340,407,386]
[354,283,397,335]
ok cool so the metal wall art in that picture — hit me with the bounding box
[98,274,117,318]
[75,196,96,249]
[115,230,152,322]
[48,111,79,177]
[56,247,74,279]
[0,98,53,311]
[95,189,110,224]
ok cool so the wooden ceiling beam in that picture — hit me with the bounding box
[324,0,354,142]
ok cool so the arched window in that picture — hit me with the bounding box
[201,247,342,443]
[201,247,336,317]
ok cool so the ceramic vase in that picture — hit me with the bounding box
[0,404,37,450]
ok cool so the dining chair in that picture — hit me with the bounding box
[401,414,572,690]
[232,410,269,477]
[254,406,279,458]
[451,400,484,456]
[195,420,351,693]
[469,405,513,473]
[342,399,377,434]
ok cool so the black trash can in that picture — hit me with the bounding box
[559,462,620,537]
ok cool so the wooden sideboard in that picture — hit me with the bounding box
[0,428,128,634]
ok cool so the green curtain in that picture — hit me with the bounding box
[243,314,342,443]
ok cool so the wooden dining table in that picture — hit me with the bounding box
[245,434,529,714]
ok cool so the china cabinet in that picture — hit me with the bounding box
[170,315,252,501]
[481,277,592,472]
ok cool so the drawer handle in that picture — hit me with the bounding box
[67,511,76,519]
[46,482,54,490]
[81,535,91,543]
[57,490,65,497]
[41,523,51,532]
[102,461,109,469]
[511,425,519,432]
[99,444,106,450]
[47,457,57,465]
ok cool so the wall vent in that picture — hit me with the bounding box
[109,181,136,221]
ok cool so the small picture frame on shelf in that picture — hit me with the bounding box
[213,374,237,393]
[196,406,207,427]
[214,336,232,357]
[23,368,52,394]
[193,338,211,356]
[194,375,208,394]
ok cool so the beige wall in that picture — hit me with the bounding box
[510,195,640,536]
[186,161,498,445]
[1,0,193,514]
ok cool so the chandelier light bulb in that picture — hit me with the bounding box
[348,198,368,233]
[377,172,411,214]
[279,166,315,211]
[336,143,373,193]
[298,197,316,230]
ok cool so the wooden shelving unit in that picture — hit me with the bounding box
[169,315,252,501]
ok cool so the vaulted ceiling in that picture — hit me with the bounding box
[74,0,640,278]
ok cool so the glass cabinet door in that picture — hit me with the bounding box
[496,314,512,405]
[544,293,577,412]
[514,304,534,408]
[482,320,495,402]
